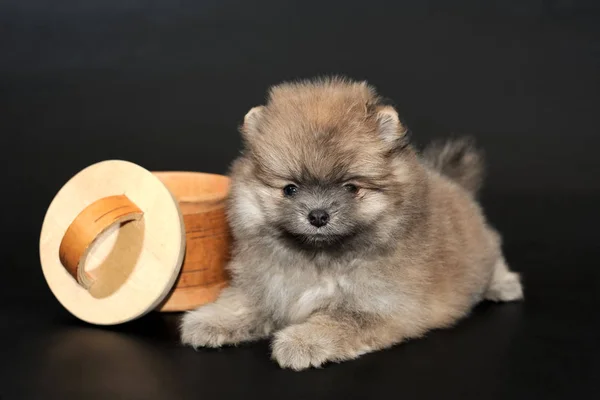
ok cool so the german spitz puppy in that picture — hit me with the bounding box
[180,77,523,370]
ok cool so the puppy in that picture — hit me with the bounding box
[180,77,523,370]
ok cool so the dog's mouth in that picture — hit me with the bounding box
[277,228,356,250]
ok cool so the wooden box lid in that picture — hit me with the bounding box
[39,160,186,325]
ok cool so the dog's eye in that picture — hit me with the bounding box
[344,184,359,194]
[283,184,298,197]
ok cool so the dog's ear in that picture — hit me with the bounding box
[375,106,408,146]
[241,106,265,141]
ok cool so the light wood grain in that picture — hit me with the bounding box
[40,163,233,324]
[58,195,143,289]
[152,171,232,312]
[39,160,186,325]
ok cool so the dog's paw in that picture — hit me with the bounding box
[180,307,236,348]
[271,324,333,371]
[486,271,524,302]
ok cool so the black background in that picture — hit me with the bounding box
[1,1,599,399]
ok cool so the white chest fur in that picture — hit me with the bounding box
[261,270,341,324]
[288,277,338,322]
[257,262,404,325]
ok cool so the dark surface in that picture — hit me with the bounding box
[2,1,599,399]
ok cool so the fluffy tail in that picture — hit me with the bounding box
[421,137,485,195]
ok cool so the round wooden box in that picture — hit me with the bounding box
[39,160,232,325]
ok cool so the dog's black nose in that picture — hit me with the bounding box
[308,209,330,227]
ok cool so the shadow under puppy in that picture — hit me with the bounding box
[180,77,523,370]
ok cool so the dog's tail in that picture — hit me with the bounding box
[421,137,484,195]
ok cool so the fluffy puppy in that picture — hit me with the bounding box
[180,77,523,370]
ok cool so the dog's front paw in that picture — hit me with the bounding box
[271,324,333,371]
[180,307,238,348]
